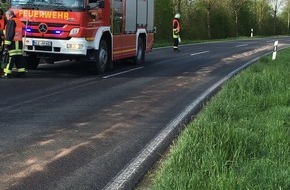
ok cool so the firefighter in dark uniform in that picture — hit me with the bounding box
[0,8,6,77]
[3,10,26,78]
[172,13,181,52]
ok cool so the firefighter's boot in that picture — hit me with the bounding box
[0,69,4,77]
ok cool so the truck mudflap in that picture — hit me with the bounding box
[23,37,89,55]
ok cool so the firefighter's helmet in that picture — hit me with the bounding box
[174,13,180,19]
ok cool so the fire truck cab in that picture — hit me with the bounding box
[5,0,155,73]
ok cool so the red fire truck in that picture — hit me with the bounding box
[5,0,155,73]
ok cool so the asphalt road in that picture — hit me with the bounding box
[1,37,290,190]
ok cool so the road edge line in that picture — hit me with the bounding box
[103,48,285,190]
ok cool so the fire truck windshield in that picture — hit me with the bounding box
[11,0,85,11]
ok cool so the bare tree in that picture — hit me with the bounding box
[227,0,248,37]
[285,0,290,34]
[172,0,182,14]
[268,0,285,35]
[253,0,269,35]
[178,0,182,13]
[197,0,220,39]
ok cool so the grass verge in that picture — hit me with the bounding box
[142,48,290,190]
[153,36,270,48]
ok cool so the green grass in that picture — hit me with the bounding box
[145,49,290,190]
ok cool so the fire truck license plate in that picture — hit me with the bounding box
[33,40,52,46]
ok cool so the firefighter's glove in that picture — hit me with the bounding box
[3,49,8,55]
[173,29,179,35]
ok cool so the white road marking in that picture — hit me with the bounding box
[267,40,275,43]
[102,67,144,79]
[190,51,210,56]
[236,44,249,47]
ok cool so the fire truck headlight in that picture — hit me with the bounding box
[67,43,84,50]
[69,28,80,35]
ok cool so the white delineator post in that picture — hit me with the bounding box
[251,28,253,37]
[272,40,279,60]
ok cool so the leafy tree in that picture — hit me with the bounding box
[268,0,286,35]
[250,0,272,35]
[154,0,174,41]
[172,0,182,13]
[177,0,203,40]
[196,0,221,39]
[0,1,9,11]
[237,2,256,36]
[227,0,249,37]
[281,0,290,34]
[211,5,234,38]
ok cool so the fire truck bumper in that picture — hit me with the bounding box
[23,37,89,55]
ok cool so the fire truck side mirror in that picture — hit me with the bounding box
[97,0,105,8]
[88,0,105,10]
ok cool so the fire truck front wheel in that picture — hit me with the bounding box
[88,40,109,74]
[25,55,40,70]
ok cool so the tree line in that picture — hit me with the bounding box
[2,0,290,41]
[155,0,290,41]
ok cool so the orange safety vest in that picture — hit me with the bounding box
[172,19,180,38]
[172,19,180,31]
[0,17,5,30]
[11,17,23,42]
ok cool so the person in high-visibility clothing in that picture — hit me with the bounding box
[3,10,26,78]
[0,8,6,77]
[172,13,181,52]
[0,9,5,30]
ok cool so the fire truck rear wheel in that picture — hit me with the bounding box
[89,39,109,74]
[133,37,145,64]
[25,55,40,70]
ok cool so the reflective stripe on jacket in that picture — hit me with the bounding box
[8,41,23,56]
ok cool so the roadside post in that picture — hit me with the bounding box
[251,28,253,37]
[272,41,278,60]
